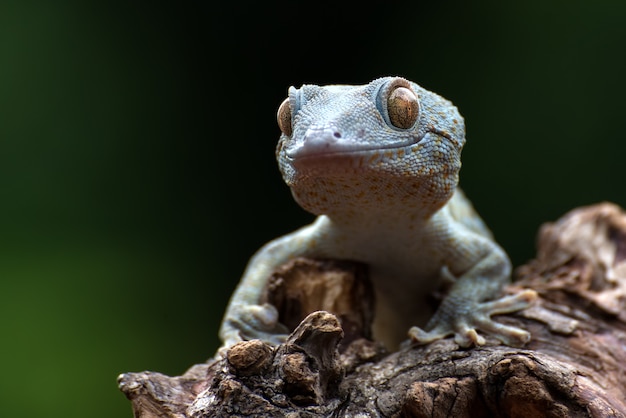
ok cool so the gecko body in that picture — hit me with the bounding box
[219,77,535,350]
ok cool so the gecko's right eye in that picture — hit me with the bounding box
[277,98,292,136]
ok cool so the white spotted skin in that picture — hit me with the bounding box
[219,77,536,351]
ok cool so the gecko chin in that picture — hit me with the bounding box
[287,149,374,173]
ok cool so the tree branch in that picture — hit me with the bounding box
[119,203,626,417]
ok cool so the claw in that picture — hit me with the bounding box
[408,326,448,344]
[454,328,484,347]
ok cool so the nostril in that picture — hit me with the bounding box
[303,124,342,145]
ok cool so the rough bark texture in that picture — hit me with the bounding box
[118,203,626,417]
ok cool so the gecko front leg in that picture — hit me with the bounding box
[409,236,537,347]
[218,227,317,350]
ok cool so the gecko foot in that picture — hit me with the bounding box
[408,289,538,348]
[220,303,290,350]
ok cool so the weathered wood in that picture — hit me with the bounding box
[119,203,626,417]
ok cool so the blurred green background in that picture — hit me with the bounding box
[1,1,625,416]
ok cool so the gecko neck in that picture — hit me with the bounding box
[316,196,448,231]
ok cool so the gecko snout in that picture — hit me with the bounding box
[286,124,346,159]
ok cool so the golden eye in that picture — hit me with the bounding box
[387,86,419,129]
[277,98,292,136]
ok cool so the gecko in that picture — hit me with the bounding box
[219,76,536,351]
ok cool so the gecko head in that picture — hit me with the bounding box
[275,77,466,216]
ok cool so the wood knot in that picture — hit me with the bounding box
[226,339,273,376]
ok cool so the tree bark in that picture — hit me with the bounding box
[118,203,626,417]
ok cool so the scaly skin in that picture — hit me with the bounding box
[219,76,536,351]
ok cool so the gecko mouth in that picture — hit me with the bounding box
[284,129,453,162]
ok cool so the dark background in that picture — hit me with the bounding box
[1,1,625,416]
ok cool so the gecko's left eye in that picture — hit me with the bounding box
[387,86,419,129]
[277,98,292,136]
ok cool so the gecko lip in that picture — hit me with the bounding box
[284,129,452,162]
[285,134,426,162]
